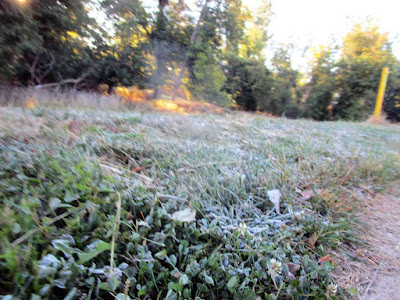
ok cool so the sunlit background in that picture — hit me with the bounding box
[92,0,400,71]
[3,0,400,120]
[246,0,400,70]
[11,0,400,71]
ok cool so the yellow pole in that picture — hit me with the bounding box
[373,67,389,120]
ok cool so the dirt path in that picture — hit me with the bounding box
[362,188,400,299]
[334,187,400,299]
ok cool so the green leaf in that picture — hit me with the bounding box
[302,255,310,268]
[172,282,182,292]
[138,286,147,296]
[99,188,115,193]
[108,275,119,291]
[155,250,167,260]
[4,200,30,215]
[202,273,214,285]
[64,190,78,203]
[116,293,131,300]
[99,282,113,291]
[234,289,258,300]
[227,276,239,292]
[78,241,111,264]
[12,223,21,234]
[76,184,90,191]
[168,254,177,266]
[49,197,73,210]
[323,261,332,271]
[131,232,141,242]
[348,287,358,296]
[180,274,189,285]
[165,289,177,300]
[52,239,76,257]
[64,287,77,300]
[193,229,201,238]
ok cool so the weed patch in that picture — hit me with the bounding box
[0,107,399,299]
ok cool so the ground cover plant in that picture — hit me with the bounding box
[0,106,399,299]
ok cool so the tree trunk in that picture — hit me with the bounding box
[152,0,169,100]
[153,86,162,99]
[108,84,114,95]
[171,0,209,101]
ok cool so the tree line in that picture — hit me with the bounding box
[1,0,399,121]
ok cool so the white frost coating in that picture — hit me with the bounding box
[171,208,196,223]
[267,189,282,214]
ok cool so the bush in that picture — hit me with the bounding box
[304,85,334,121]
[224,57,272,111]
[385,88,400,122]
[0,146,343,299]
[1,108,366,299]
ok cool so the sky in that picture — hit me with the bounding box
[245,0,400,70]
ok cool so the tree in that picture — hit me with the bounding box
[0,0,100,86]
[0,0,41,81]
[189,46,231,106]
[304,45,337,120]
[333,22,397,120]
[88,43,147,94]
[170,0,210,101]
[150,0,171,99]
[96,0,151,92]
[222,0,274,110]
[224,56,272,110]
[222,0,250,56]
[269,46,300,116]
[186,0,232,106]
[238,0,271,60]
[383,63,400,121]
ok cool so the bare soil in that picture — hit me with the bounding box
[334,186,400,299]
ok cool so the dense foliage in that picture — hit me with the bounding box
[385,87,400,121]
[0,0,399,119]
[305,23,400,121]
[0,0,98,85]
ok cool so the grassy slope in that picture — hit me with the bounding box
[0,107,399,299]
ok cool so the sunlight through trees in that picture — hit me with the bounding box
[0,0,399,120]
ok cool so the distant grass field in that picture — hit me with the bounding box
[1,105,399,299]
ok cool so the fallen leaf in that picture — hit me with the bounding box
[300,190,313,200]
[309,239,315,249]
[287,262,300,274]
[267,189,281,214]
[318,255,333,264]
[171,208,196,223]
[137,220,151,228]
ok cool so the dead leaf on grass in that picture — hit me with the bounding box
[267,189,281,214]
[171,208,196,223]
